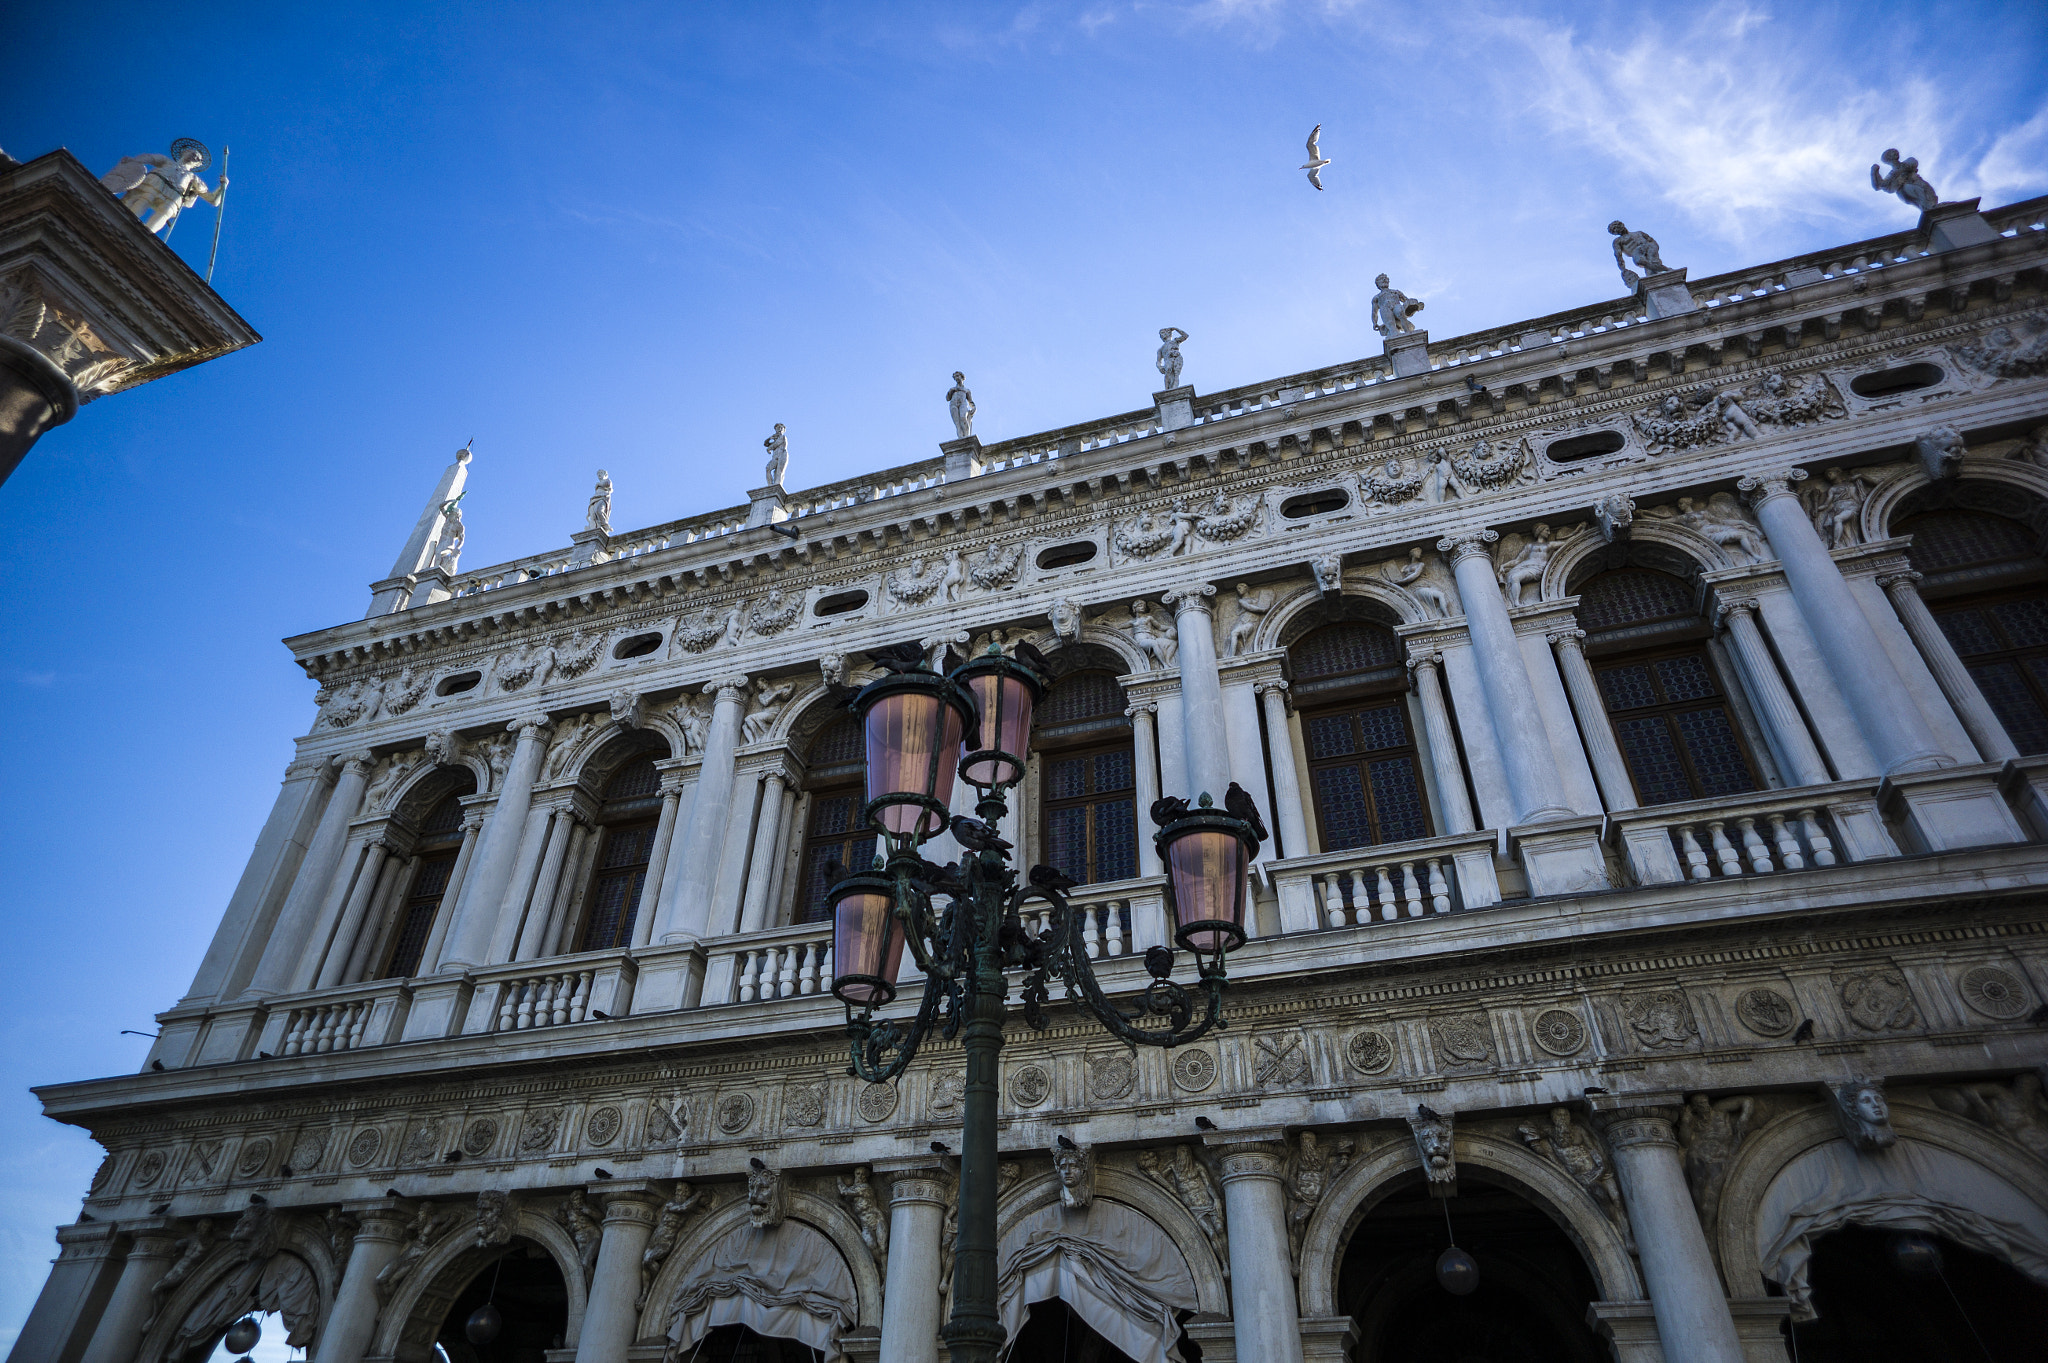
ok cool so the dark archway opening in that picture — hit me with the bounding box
[1337,1177,1604,1363]
[433,1243,569,1363]
[1008,1298,1192,1362]
[1786,1226,2048,1362]
[687,1323,824,1360]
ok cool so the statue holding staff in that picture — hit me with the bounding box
[100,139,228,236]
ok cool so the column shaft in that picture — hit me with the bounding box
[879,1175,949,1363]
[662,681,748,942]
[1717,601,1832,786]
[310,1206,411,1363]
[738,773,791,932]
[1165,586,1231,801]
[342,854,411,984]
[488,803,558,963]
[763,783,801,925]
[516,811,577,960]
[1257,682,1314,854]
[1441,535,1573,822]
[441,716,552,968]
[579,1193,661,1363]
[290,835,374,993]
[318,841,393,988]
[1128,704,1164,877]
[544,820,595,956]
[182,758,335,1003]
[1883,571,2017,761]
[1601,1110,1745,1363]
[420,816,482,973]
[1211,1145,1305,1363]
[1406,655,1477,833]
[632,783,685,947]
[1548,631,1639,812]
[78,1229,178,1363]
[244,755,373,997]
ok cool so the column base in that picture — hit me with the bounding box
[191,1002,267,1065]
[1383,330,1431,378]
[633,941,708,1011]
[1877,761,2028,854]
[1509,815,1612,896]
[1298,1315,1360,1363]
[1154,384,1196,431]
[1998,755,2048,840]
[1918,199,2001,253]
[1587,1301,1666,1362]
[1729,1297,1793,1363]
[838,1328,883,1363]
[398,975,473,1041]
[1637,267,1697,320]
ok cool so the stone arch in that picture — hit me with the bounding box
[370,1208,588,1357]
[1298,1128,1644,1318]
[567,724,671,792]
[1053,622,1148,676]
[1551,519,1733,601]
[782,679,860,756]
[1714,1099,2048,1315]
[985,1167,1229,1316]
[386,761,478,831]
[1865,459,2048,545]
[637,1188,883,1341]
[136,1215,340,1363]
[1260,577,1421,655]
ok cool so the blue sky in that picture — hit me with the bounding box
[2,0,2043,1345]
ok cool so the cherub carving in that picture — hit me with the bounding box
[1871,148,1938,212]
[837,1166,889,1266]
[1129,600,1178,670]
[1112,511,1177,562]
[375,1204,459,1302]
[1381,547,1455,617]
[1370,273,1425,339]
[147,1219,216,1325]
[748,587,803,637]
[1360,455,1424,505]
[1138,1146,1228,1274]
[1227,582,1272,657]
[1519,1108,1632,1248]
[1801,467,1870,548]
[886,557,946,605]
[1495,523,1581,605]
[967,542,1026,592]
[1284,1132,1353,1273]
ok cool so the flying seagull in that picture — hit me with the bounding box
[1301,124,1330,190]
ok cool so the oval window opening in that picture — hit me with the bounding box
[1036,541,1098,570]
[613,632,663,659]
[1850,363,1944,398]
[814,590,869,617]
[1546,430,1627,462]
[1281,489,1351,519]
[436,670,482,696]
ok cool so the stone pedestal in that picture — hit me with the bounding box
[1637,268,1697,320]
[1384,330,1431,378]
[743,484,786,530]
[1728,1297,1793,1363]
[1876,761,2027,854]
[4,1220,123,1363]
[941,435,983,481]
[1918,199,2001,253]
[1587,1300,1668,1362]
[0,150,260,486]
[569,528,612,568]
[1509,815,1612,896]
[1154,384,1195,431]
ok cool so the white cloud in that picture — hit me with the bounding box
[1971,102,2048,203]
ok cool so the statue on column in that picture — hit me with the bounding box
[586,470,613,535]
[1608,220,1670,291]
[947,372,976,439]
[1370,274,1425,338]
[1156,327,1188,390]
[763,423,790,486]
[99,139,227,235]
[433,494,467,574]
[1871,148,1939,212]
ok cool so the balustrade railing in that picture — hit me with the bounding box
[492,968,596,1030]
[1611,786,1887,888]
[1267,831,1502,933]
[280,1000,373,1055]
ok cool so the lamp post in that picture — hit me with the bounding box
[829,644,1256,1363]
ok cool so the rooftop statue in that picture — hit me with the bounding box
[433,499,466,574]
[763,423,789,486]
[586,469,613,536]
[946,371,976,440]
[1871,148,1939,213]
[1370,274,1424,339]
[99,140,227,235]
[1157,327,1188,391]
[1608,220,1670,292]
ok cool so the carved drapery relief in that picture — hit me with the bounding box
[1633,369,1843,454]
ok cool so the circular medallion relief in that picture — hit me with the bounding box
[857,1083,898,1124]
[1958,965,2031,1019]
[784,1086,825,1128]
[461,1118,499,1156]
[1009,1064,1053,1108]
[585,1106,622,1147]
[236,1137,274,1178]
[1088,1055,1136,1101]
[1734,987,1796,1037]
[1530,1008,1587,1056]
[1171,1048,1217,1092]
[135,1151,166,1186]
[1346,1030,1396,1074]
[346,1129,382,1167]
[716,1093,756,1134]
[288,1131,327,1171]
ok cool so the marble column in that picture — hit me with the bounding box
[738,771,793,932]
[515,811,578,960]
[317,839,394,988]
[77,1223,179,1363]
[1880,568,2017,762]
[579,1188,663,1363]
[420,813,483,972]
[441,714,553,969]
[660,679,749,943]
[1596,1105,1745,1363]
[1404,652,1477,833]
[1438,533,1574,823]
[879,1173,949,1363]
[1163,585,1231,801]
[182,756,336,1005]
[1739,470,1949,774]
[1207,1138,1305,1363]
[542,819,595,956]
[1715,598,1832,787]
[633,772,687,947]
[5,1221,123,1363]
[310,1203,413,1363]
[763,782,801,922]
[1127,702,1164,877]
[244,753,374,998]
[341,853,410,984]
[1256,680,1314,856]
[1547,629,1639,813]
[488,803,558,963]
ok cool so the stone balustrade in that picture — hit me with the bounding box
[1610,784,1890,888]
[460,948,637,1035]
[702,919,835,1004]
[492,967,597,1030]
[1267,830,1501,932]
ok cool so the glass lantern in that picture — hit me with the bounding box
[1155,802,1255,955]
[829,871,906,1006]
[856,671,974,842]
[951,647,1045,790]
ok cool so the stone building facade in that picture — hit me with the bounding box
[14,196,2048,1363]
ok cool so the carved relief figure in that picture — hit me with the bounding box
[741,678,794,745]
[1802,467,1871,549]
[433,502,465,574]
[745,1158,786,1228]
[1824,1076,1897,1151]
[1870,148,1938,212]
[1361,455,1425,505]
[1311,552,1344,595]
[1497,523,1580,606]
[638,1183,708,1307]
[147,1219,216,1324]
[1370,273,1425,339]
[1113,511,1176,562]
[1608,220,1669,291]
[886,557,946,606]
[967,542,1026,592]
[940,549,967,603]
[375,1204,458,1301]
[560,1189,602,1284]
[947,372,976,440]
[1749,370,1845,427]
[1382,547,1455,617]
[1420,449,1465,504]
[1678,1093,1757,1234]
[1138,1146,1228,1272]
[1129,600,1178,670]
[1647,494,1767,563]
[1520,1109,1633,1249]
[763,424,790,486]
[586,470,613,535]
[382,667,431,715]
[1051,597,1083,645]
[1157,326,1188,390]
[1408,1105,1457,1189]
[837,1166,889,1264]
[1052,1138,1096,1210]
[1955,312,2048,379]
[1931,1075,2048,1159]
[1226,582,1272,657]
[1284,1132,1354,1272]
[1451,436,1533,490]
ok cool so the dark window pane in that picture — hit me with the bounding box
[1307,713,1357,759]
[1578,569,1693,630]
[419,794,465,837]
[1673,707,1758,797]
[1937,608,2000,656]
[1989,598,2048,648]
[604,756,660,799]
[1971,661,2048,755]
[1047,755,1088,800]
[808,715,864,766]
[383,850,459,978]
[1654,655,1719,703]
[1292,621,1402,679]
[582,868,644,950]
[1367,758,1428,843]
[1040,673,1127,725]
[1899,509,2035,572]
[410,855,454,898]
[1093,748,1134,793]
[1093,799,1137,883]
[1354,703,1409,753]
[1615,716,1694,806]
[1045,805,1089,884]
[1312,764,1371,851]
[1597,664,1658,712]
[599,824,654,870]
[809,793,856,839]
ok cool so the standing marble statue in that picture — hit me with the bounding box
[1608,220,1669,291]
[763,424,789,486]
[1871,148,1939,212]
[433,498,466,574]
[1370,274,1425,338]
[99,140,228,235]
[1156,327,1188,390]
[947,372,976,439]
[586,470,613,536]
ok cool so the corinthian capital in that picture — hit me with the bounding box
[508,712,552,737]
[1436,529,1499,562]
[1160,582,1218,610]
[1735,467,1809,504]
[707,676,750,704]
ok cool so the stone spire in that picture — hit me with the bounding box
[365,445,472,617]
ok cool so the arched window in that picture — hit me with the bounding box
[578,755,662,951]
[1899,507,2048,753]
[796,716,874,924]
[1290,621,1431,850]
[1580,567,1760,805]
[381,790,467,978]
[1035,671,1138,886]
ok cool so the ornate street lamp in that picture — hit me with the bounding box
[829,643,1256,1363]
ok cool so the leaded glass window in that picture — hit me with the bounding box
[1932,591,2048,754]
[1303,700,1432,850]
[382,791,467,978]
[1292,621,1402,680]
[1577,567,1694,630]
[1040,745,1138,885]
[796,789,876,924]
[580,820,655,950]
[1594,648,1759,805]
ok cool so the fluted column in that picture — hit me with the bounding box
[289,832,375,992]
[244,753,374,998]
[487,803,558,963]
[1162,585,1231,801]
[1207,1139,1304,1363]
[515,810,578,960]
[660,679,749,943]
[737,771,792,932]
[1547,629,1638,813]
[1127,702,1164,877]
[579,1189,663,1363]
[1255,680,1314,855]
[1715,598,1832,786]
[316,839,394,988]
[879,1173,949,1363]
[310,1203,412,1363]
[1405,651,1477,833]
[420,813,483,972]
[341,854,410,984]
[441,714,553,969]
[1739,469,1949,774]
[543,819,595,955]
[632,772,687,947]
[183,756,337,1004]
[1595,1105,1745,1363]
[78,1223,178,1363]
[1439,533,1573,823]
[1881,569,2017,762]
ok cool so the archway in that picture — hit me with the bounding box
[1008,1297,1176,1362]
[1785,1225,2048,1362]
[431,1238,570,1363]
[1337,1175,1604,1363]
